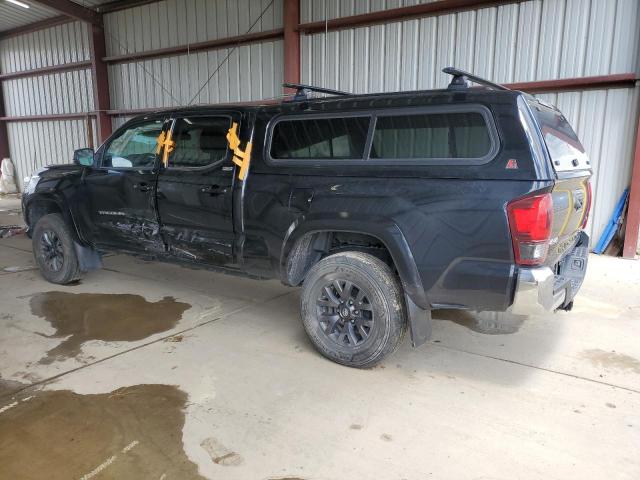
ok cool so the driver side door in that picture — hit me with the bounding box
[79,117,169,253]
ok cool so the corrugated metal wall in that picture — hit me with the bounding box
[300,0,640,241]
[104,0,284,113]
[0,21,97,189]
[301,0,639,89]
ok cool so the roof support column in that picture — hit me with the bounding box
[622,110,640,258]
[89,23,112,144]
[283,0,300,92]
[0,80,9,160]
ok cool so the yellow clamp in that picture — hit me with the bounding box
[156,130,175,168]
[226,122,252,181]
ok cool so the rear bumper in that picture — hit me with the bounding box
[510,232,589,316]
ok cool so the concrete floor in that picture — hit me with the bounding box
[0,197,639,480]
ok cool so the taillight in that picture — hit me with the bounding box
[580,181,592,229]
[507,192,553,266]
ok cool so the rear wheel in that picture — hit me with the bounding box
[32,213,82,284]
[301,252,407,368]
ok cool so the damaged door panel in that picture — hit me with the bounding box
[78,118,168,253]
[156,114,238,266]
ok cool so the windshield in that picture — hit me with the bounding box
[527,100,590,172]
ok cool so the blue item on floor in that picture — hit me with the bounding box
[593,188,629,254]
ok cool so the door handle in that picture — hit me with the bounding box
[133,182,151,192]
[201,185,227,195]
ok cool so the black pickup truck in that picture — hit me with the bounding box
[22,68,591,367]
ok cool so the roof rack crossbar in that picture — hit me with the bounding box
[283,82,349,100]
[442,67,510,91]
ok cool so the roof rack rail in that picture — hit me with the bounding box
[283,82,350,100]
[442,67,510,91]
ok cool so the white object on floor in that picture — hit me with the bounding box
[0,158,18,194]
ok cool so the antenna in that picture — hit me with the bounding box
[442,67,510,91]
[283,83,350,100]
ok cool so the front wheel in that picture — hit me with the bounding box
[300,252,407,368]
[32,213,83,284]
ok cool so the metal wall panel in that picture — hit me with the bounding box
[0,21,95,191]
[0,22,90,74]
[108,39,284,109]
[302,0,640,88]
[8,118,97,190]
[103,0,284,56]
[2,69,94,116]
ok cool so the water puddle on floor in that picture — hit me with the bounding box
[30,292,191,364]
[0,384,206,480]
[434,310,526,335]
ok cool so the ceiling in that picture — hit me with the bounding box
[0,0,115,33]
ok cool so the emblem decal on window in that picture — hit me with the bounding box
[506,159,518,169]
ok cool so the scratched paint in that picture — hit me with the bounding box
[30,292,191,364]
[0,385,206,480]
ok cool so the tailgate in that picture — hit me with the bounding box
[548,175,590,265]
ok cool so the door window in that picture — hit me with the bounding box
[371,112,492,160]
[102,120,165,168]
[167,116,231,168]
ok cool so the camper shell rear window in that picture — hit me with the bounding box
[527,99,589,172]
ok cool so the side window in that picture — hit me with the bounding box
[270,116,370,160]
[103,120,164,169]
[168,116,231,168]
[371,112,492,160]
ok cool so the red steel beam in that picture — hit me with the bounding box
[102,28,284,65]
[283,0,301,92]
[97,0,163,13]
[30,0,102,26]
[505,73,638,93]
[623,114,640,258]
[0,113,96,122]
[89,24,112,143]
[298,0,527,34]
[0,16,72,40]
[0,61,92,81]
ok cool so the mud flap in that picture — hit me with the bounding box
[405,293,432,347]
[74,242,103,272]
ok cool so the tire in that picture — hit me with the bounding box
[32,213,83,284]
[300,251,407,368]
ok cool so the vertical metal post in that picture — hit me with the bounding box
[622,109,640,258]
[86,114,94,149]
[89,23,112,144]
[283,0,300,93]
[0,72,10,161]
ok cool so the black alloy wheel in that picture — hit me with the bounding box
[316,279,374,347]
[39,230,64,272]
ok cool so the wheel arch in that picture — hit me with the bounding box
[24,193,84,244]
[280,217,428,310]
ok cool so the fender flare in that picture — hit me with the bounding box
[23,192,86,245]
[280,213,429,310]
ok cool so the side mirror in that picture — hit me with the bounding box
[73,148,95,167]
